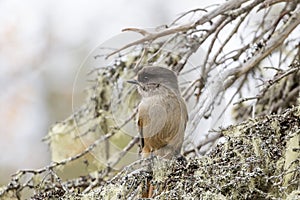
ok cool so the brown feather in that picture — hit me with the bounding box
[137,92,188,158]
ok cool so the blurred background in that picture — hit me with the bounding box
[0,0,218,184]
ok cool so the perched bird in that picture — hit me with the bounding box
[128,66,188,159]
[128,66,188,197]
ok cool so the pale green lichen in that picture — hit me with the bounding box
[2,105,299,199]
[93,105,300,199]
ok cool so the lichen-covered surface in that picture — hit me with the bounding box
[1,105,299,199]
[18,104,298,200]
[90,105,299,200]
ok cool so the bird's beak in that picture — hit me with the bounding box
[127,79,146,91]
[127,80,139,85]
[127,79,145,89]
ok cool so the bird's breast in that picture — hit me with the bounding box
[138,95,184,143]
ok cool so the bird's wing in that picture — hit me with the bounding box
[137,117,144,148]
[137,104,151,149]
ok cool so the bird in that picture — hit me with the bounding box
[128,66,188,197]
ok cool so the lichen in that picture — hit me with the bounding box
[90,105,299,199]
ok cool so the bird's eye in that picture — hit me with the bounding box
[156,84,160,88]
